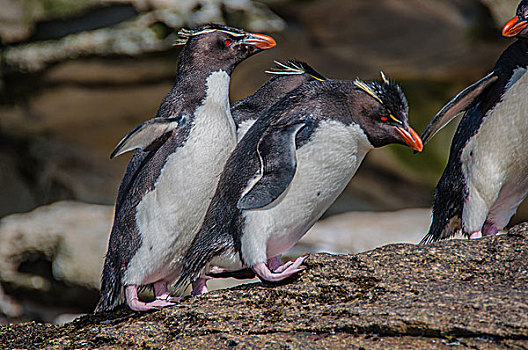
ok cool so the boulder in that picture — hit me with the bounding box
[1,223,527,349]
[0,201,112,320]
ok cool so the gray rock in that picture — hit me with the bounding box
[0,201,111,320]
[0,201,111,291]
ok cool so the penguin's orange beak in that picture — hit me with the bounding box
[502,16,528,37]
[242,33,276,50]
[396,126,423,152]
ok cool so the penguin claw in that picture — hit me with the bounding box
[273,261,293,273]
[253,255,308,282]
[469,231,483,239]
[128,298,175,312]
[125,285,178,312]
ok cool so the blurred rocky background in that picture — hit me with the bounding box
[0,0,523,324]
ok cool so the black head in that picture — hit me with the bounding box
[351,73,423,151]
[175,24,276,75]
[503,1,528,38]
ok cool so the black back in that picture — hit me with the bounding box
[231,61,326,126]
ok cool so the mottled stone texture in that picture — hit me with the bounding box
[2,224,528,349]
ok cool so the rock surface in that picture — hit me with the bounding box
[2,224,527,349]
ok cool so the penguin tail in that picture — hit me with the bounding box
[172,230,234,296]
[421,174,464,244]
[94,247,124,313]
[421,215,462,244]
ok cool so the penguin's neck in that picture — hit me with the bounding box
[201,70,231,110]
[158,67,232,120]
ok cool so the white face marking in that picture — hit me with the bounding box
[240,120,374,266]
[124,70,237,286]
[461,67,528,233]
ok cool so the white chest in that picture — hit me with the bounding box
[461,68,528,229]
[462,68,528,196]
[241,120,373,266]
[124,70,237,285]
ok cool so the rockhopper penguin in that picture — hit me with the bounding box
[232,60,326,139]
[95,24,276,312]
[420,0,528,243]
[199,60,327,283]
[172,74,423,292]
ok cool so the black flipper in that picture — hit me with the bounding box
[237,122,307,210]
[110,117,179,159]
[420,72,498,144]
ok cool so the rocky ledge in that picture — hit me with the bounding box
[2,224,528,349]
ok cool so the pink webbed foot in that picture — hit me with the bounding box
[191,277,209,296]
[253,254,308,282]
[482,221,499,236]
[125,285,176,312]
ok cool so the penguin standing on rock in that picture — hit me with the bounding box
[172,74,423,291]
[232,60,326,139]
[420,0,528,243]
[196,60,327,283]
[95,24,276,312]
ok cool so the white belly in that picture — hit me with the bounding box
[240,120,373,267]
[462,68,528,232]
[124,71,237,285]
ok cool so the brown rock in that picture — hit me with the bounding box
[2,224,527,349]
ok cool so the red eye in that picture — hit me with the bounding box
[224,39,231,46]
[381,116,388,122]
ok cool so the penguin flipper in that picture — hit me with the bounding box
[110,117,180,159]
[237,122,307,210]
[421,72,498,144]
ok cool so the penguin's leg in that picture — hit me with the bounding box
[153,280,183,302]
[252,254,307,282]
[125,285,175,311]
[267,255,302,273]
[482,220,499,236]
[463,184,495,239]
[191,277,210,295]
[267,256,282,271]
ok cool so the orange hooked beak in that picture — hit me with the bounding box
[502,16,528,37]
[242,33,276,50]
[396,126,423,152]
